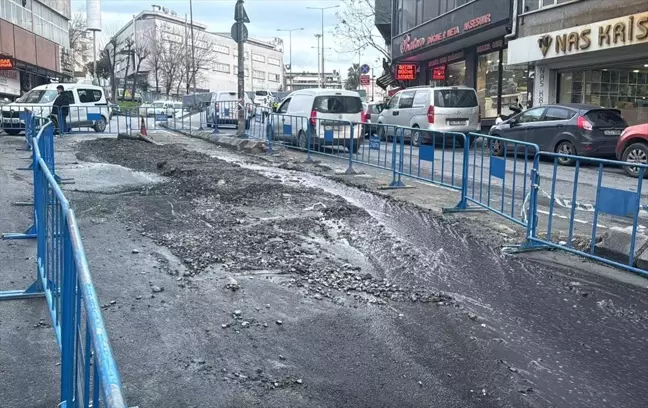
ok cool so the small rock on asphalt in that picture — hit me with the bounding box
[151,286,164,293]
[276,320,283,325]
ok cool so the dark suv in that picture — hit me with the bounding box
[489,103,628,165]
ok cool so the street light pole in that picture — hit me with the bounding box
[189,0,197,103]
[306,5,339,89]
[277,27,304,92]
[314,34,322,88]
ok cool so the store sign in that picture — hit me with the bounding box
[394,64,417,81]
[476,39,505,54]
[360,75,371,85]
[393,0,510,59]
[0,70,20,96]
[0,56,15,70]
[428,51,465,68]
[432,65,446,81]
[508,11,648,65]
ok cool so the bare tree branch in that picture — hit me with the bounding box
[334,0,390,61]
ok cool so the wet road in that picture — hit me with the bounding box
[226,155,648,408]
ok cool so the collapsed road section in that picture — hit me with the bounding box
[50,137,648,408]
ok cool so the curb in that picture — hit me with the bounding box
[594,226,648,269]
[158,123,268,154]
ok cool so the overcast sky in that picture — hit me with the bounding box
[72,0,384,78]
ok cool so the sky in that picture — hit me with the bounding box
[71,0,384,79]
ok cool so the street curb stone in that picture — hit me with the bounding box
[594,226,648,269]
[158,123,268,154]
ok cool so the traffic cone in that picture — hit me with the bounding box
[140,116,147,137]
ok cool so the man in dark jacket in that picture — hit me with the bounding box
[52,85,70,133]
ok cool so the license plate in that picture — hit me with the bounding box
[604,130,621,136]
[448,120,465,126]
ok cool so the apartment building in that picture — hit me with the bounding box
[110,7,284,98]
[0,0,72,99]
[285,70,343,91]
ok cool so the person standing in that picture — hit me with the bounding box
[52,85,70,134]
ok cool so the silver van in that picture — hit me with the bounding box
[270,88,363,152]
[377,86,480,146]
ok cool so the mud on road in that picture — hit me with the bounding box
[69,138,648,408]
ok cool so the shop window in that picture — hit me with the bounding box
[446,61,466,87]
[500,49,529,116]
[559,67,648,125]
[477,50,501,119]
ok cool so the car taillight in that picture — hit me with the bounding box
[310,110,317,126]
[577,115,593,130]
[365,113,371,120]
[215,103,219,111]
[427,105,434,124]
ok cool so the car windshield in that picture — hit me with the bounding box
[255,91,268,96]
[585,109,627,128]
[313,95,363,113]
[15,89,58,104]
[434,90,478,108]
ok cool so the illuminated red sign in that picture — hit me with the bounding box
[0,56,14,70]
[432,65,446,81]
[395,64,417,81]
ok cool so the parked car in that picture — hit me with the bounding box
[138,100,182,118]
[377,86,480,146]
[254,90,274,106]
[616,123,648,177]
[270,88,364,152]
[1,83,109,135]
[489,103,628,166]
[362,102,384,137]
[205,91,253,128]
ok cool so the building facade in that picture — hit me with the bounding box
[285,70,343,91]
[507,0,648,125]
[376,0,521,124]
[110,8,284,99]
[0,0,72,99]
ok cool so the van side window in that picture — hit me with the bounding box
[278,98,291,114]
[386,95,399,109]
[78,89,102,103]
[63,91,75,105]
[398,91,415,109]
[412,91,428,107]
[92,90,103,102]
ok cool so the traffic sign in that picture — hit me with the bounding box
[235,0,250,23]
[231,22,248,43]
[360,64,370,74]
[360,75,370,85]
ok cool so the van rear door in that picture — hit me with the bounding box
[218,92,239,120]
[433,88,479,132]
[312,94,363,142]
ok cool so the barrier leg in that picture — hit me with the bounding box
[212,113,221,135]
[0,280,45,301]
[387,129,405,188]
[2,223,37,240]
[304,125,314,163]
[443,134,486,214]
[266,120,273,154]
[345,124,357,175]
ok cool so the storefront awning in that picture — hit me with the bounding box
[377,72,398,90]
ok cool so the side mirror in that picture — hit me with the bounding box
[508,104,522,113]
[509,118,518,126]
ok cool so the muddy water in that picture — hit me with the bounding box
[211,152,648,408]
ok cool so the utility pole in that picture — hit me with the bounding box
[184,14,189,97]
[234,0,249,136]
[314,34,322,88]
[189,0,197,105]
[306,5,339,89]
[371,67,375,101]
[277,27,303,92]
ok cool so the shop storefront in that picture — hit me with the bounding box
[507,11,648,125]
[391,0,518,124]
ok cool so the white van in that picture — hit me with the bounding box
[206,91,253,128]
[1,83,109,135]
[270,88,364,152]
[254,90,274,106]
[378,86,480,146]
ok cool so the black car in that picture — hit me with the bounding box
[488,103,628,165]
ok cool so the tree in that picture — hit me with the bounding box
[144,30,164,94]
[100,36,124,103]
[121,38,134,98]
[160,42,185,96]
[186,31,217,93]
[131,42,151,101]
[69,10,92,73]
[345,63,361,90]
[335,0,390,61]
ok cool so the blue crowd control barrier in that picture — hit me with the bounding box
[351,123,400,173]
[0,120,129,407]
[446,133,540,225]
[514,152,648,277]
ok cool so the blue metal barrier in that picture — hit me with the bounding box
[516,152,648,277]
[446,133,540,226]
[351,123,400,173]
[0,120,128,407]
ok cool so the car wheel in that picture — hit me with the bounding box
[622,142,648,178]
[3,129,21,136]
[297,131,308,149]
[490,138,504,156]
[411,127,421,147]
[555,141,577,166]
[93,116,107,133]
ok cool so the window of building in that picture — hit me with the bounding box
[402,0,416,32]
[268,73,280,82]
[558,67,648,125]
[214,63,230,74]
[500,49,529,117]
[252,54,265,63]
[523,0,574,13]
[476,50,501,119]
[253,70,265,80]
[268,57,281,66]
[446,60,466,87]
[214,44,229,54]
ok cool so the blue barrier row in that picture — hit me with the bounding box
[0,113,128,407]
